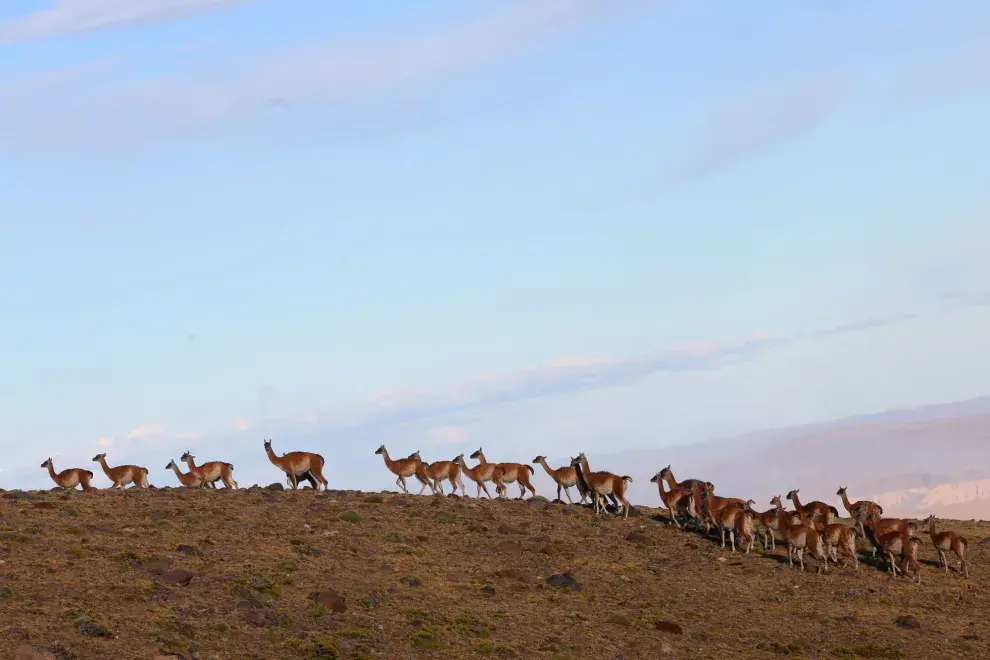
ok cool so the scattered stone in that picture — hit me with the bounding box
[340,510,364,523]
[74,614,114,638]
[153,654,186,660]
[243,610,266,627]
[176,544,202,556]
[266,483,284,491]
[546,571,581,591]
[364,493,384,504]
[161,569,194,586]
[625,505,645,518]
[497,523,522,535]
[481,584,496,595]
[309,590,347,613]
[607,614,631,626]
[656,621,684,635]
[895,615,921,630]
[250,577,275,592]
[528,496,552,510]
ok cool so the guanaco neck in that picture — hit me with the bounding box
[927,518,937,541]
[475,450,488,465]
[46,462,59,483]
[536,458,558,479]
[97,455,113,476]
[168,463,186,478]
[839,490,853,513]
[265,445,284,468]
[457,460,478,480]
[655,477,671,508]
[183,455,200,469]
[573,462,593,493]
[662,469,678,490]
[789,492,804,513]
[378,448,397,473]
[579,454,591,476]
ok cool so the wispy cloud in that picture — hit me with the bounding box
[0,0,661,151]
[0,0,258,45]
[96,437,114,447]
[126,422,167,440]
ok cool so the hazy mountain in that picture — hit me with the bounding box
[581,395,990,518]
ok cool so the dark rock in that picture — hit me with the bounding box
[266,483,284,492]
[243,610,266,627]
[607,614,631,626]
[177,544,202,556]
[3,490,36,501]
[481,584,496,595]
[625,531,650,545]
[546,571,581,591]
[309,589,347,613]
[655,621,684,635]
[364,494,384,504]
[161,569,194,586]
[895,615,921,630]
[497,523,522,535]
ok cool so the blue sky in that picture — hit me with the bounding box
[1,0,990,490]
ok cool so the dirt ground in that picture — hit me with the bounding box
[1,485,988,659]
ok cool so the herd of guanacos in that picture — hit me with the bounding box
[31,440,970,583]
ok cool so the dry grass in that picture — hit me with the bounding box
[1,486,988,659]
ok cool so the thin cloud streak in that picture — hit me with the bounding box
[0,0,662,151]
[0,0,260,44]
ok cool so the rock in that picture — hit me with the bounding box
[497,523,522,535]
[496,540,523,555]
[655,621,684,635]
[161,569,194,586]
[339,510,364,523]
[309,589,347,613]
[607,614,631,626]
[250,577,275,592]
[266,483,284,491]
[3,490,36,501]
[492,568,536,583]
[546,571,581,591]
[13,646,56,660]
[176,544,202,556]
[528,496,552,510]
[895,615,921,629]
[481,584,496,595]
[364,493,384,504]
[31,502,57,510]
[153,655,186,660]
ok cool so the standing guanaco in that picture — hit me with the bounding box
[181,451,239,489]
[925,514,969,578]
[470,448,535,499]
[453,453,504,499]
[374,445,428,494]
[570,456,632,518]
[93,453,150,489]
[534,455,586,503]
[264,439,327,491]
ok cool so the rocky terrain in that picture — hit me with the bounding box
[1,485,988,659]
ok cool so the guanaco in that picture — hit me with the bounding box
[925,514,968,578]
[181,451,239,489]
[777,510,829,573]
[40,458,94,491]
[421,456,466,496]
[755,496,785,550]
[878,530,922,583]
[822,522,859,570]
[93,453,150,489]
[836,485,883,535]
[657,465,705,492]
[650,472,698,529]
[575,453,623,511]
[264,439,327,490]
[786,489,837,526]
[714,499,757,553]
[453,453,503,499]
[165,459,204,488]
[696,482,746,535]
[374,445,428,494]
[471,448,535,500]
[533,456,586,504]
[570,456,632,518]
[861,510,918,561]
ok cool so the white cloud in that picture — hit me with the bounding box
[175,431,202,440]
[127,422,167,439]
[96,437,114,447]
[0,0,258,45]
[233,418,251,431]
[425,425,469,447]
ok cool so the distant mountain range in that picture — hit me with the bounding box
[577,395,990,519]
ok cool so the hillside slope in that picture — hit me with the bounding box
[0,486,988,659]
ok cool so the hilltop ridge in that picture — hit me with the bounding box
[1,486,988,659]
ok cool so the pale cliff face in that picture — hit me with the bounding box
[874,478,990,519]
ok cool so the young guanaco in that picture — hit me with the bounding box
[264,439,327,490]
[93,453,150,489]
[925,514,968,578]
[40,458,94,491]
[471,448,536,499]
[165,458,204,488]
[181,451,239,489]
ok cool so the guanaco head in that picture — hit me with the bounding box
[180,450,194,461]
[836,485,847,496]
[786,489,799,501]
[469,447,483,460]
[658,465,671,480]
[40,458,52,468]
[705,481,716,494]
[408,450,422,460]
[770,494,783,509]
[532,455,545,464]
[453,453,465,465]
[165,459,177,470]
[924,513,936,527]
[92,453,107,462]
[374,445,386,455]
[649,472,661,483]
[263,438,273,451]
